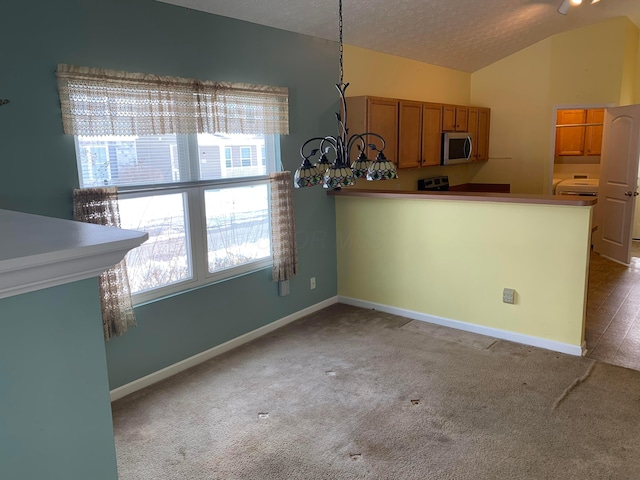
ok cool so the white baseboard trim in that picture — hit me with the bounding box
[339,296,585,357]
[110,296,339,401]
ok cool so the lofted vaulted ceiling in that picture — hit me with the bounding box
[157,0,640,73]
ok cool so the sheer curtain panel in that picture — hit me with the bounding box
[270,171,298,282]
[73,187,137,340]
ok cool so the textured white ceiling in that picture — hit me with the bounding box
[157,0,640,73]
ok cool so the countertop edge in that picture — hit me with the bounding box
[326,189,597,206]
[0,209,148,299]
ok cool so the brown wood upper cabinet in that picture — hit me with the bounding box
[467,107,491,162]
[347,95,490,169]
[585,108,604,156]
[555,108,604,156]
[345,96,399,166]
[398,101,443,168]
[442,104,469,132]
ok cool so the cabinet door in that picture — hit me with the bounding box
[367,97,399,165]
[443,104,469,132]
[585,108,604,156]
[421,103,442,166]
[555,109,586,156]
[475,108,491,162]
[455,106,469,131]
[398,101,423,169]
[442,104,456,131]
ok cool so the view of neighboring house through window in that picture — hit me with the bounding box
[224,146,232,168]
[240,146,252,167]
[75,132,279,303]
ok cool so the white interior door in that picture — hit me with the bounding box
[593,105,640,265]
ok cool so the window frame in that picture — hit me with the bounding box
[120,179,273,306]
[60,65,289,305]
[74,133,280,305]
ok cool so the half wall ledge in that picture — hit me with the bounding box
[0,209,148,299]
[327,188,597,207]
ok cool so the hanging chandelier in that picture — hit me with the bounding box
[294,0,398,189]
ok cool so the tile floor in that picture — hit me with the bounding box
[585,241,640,370]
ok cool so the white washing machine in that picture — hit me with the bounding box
[552,178,563,194]
[555,178,599,230]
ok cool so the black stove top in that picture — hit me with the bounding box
[418,175,449,191]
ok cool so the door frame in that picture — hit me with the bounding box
[547,103,615,194]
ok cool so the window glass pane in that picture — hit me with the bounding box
[76,135,184,187]
[119,193,191,294]
[198,133,266,180]
[204,184,270,273]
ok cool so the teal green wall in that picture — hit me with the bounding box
[2,0,338,384]
[1,0,339,478]
[0,280,117,480]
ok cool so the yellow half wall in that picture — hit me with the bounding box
[336,196,591,352]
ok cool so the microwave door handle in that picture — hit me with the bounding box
[465,137,473,159]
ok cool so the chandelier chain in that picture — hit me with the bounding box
[293,0,397,188]
[339,0,344,84]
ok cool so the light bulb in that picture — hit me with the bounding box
[570,0,582,5]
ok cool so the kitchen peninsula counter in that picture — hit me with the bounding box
[332,186,593,358]
[327,188,596,207]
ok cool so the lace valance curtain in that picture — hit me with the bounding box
[56,64,289,136]
[73,187,137,340]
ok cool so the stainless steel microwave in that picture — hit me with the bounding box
[442,132,473,165]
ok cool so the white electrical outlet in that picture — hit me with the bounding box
[310,277,316,290]
[503,288,516,304]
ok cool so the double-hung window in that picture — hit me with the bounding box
[57,64,289,304]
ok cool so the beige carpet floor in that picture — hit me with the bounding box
[112,304,640,479]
